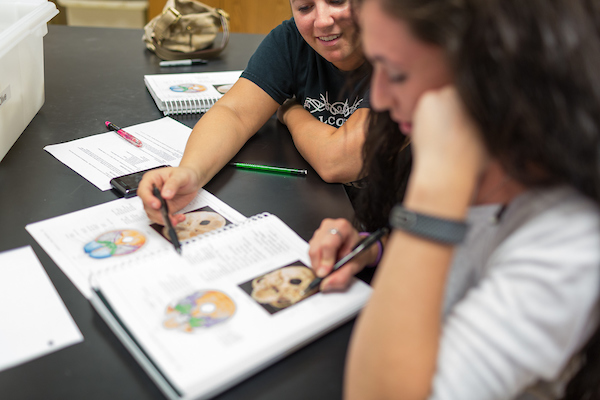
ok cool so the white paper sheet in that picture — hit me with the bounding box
[44,117,192,191]
[26,190,247,299]
[0,246,83,372]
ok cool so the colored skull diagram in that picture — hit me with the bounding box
[164,290,236,332]
[84,229,146,259]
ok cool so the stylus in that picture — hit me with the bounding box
[152,185,182,255]
[303,227,389,294]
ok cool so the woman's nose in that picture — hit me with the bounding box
[370,66,394,112]
[314,3,335,29]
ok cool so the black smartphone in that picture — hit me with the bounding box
[110,165,169,198]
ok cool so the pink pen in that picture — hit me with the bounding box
[105,121,143,147]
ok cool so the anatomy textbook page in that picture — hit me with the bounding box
[90,213,372,398]
[0,246,83,372]
[26,189,246,298]
[44,117,191,191]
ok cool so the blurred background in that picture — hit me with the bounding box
[48,0,292,34]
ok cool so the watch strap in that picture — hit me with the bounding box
[389,204,468,244]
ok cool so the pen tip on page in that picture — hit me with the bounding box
[302,278,322,296]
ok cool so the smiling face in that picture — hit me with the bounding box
[291,0,364,71]
[359,0,452,134]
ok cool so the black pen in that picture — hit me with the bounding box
[159,59,208,67]
[303,227,389,294]
[228,162,308,176]
[152,184,182,255]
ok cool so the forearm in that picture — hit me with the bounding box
[179,78,279,187]
[282,104,367,183]
[345,176,475,399]
[179,104,254,187]
[346,233,452,399]
[345,87,488,399]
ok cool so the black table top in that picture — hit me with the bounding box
[0,25,356,399]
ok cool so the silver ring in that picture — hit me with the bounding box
[329,228,342,239]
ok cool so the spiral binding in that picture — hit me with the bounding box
[91,213,272,280]
[184,212,270,245]
[163,97,218,116]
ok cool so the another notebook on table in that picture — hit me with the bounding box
[144,70,243,116]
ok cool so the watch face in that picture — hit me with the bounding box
[390,206,417,229]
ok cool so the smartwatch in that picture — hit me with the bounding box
[389,204,468,244]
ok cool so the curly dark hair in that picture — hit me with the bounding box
[352,0,600,397]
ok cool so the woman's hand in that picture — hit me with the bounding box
[406,86,488,217]
[137,166,202,226]
[308,218,377,292]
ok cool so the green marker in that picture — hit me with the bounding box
[228,162,308,176]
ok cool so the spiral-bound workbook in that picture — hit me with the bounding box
[27,190,372,399]
[144,70,243,116]
[89,212,372,400]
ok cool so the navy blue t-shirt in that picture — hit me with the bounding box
[241,18,370,128]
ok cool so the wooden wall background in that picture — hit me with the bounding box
[147,0,292,34]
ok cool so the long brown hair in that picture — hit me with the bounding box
[352,0,600,397]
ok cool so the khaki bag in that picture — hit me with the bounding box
[143,0,230,60]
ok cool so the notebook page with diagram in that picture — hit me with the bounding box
[89,213,372,400]
[26,189,246,299]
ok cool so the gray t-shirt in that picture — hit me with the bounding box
[431,186,600,399]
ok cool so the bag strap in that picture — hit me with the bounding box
[152,6,182,43]
[152,8,230,60]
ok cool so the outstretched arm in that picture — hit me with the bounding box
[138,78,279,224]
[179,78,280,187]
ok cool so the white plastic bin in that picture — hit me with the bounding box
[0,0,58,162]
[57,0,148,29]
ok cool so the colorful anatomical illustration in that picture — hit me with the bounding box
[83,229,146,259]
[169,83,206,93]
[163,290,236,333]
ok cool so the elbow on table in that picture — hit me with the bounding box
[315,168,350,184]
[312,162,360,184]
[318,170,342,184]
